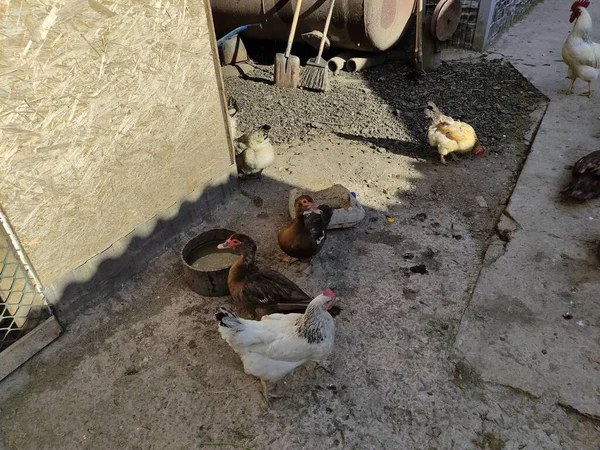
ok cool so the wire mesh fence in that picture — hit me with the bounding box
[0,223,50,352]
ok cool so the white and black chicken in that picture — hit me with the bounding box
[233,124,274,179]
[227,96,239,139]
[215,290,338,405]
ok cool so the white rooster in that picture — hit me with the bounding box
[215,289,338,405]
[562,0,600,97]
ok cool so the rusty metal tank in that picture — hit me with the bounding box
[210,0,414,53]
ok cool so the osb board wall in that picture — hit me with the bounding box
[0,0,233,287]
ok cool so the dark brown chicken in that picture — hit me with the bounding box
[561,150,600,200]
[278,195,333,262]
[217,233,341,319]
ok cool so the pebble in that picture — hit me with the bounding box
[475,196,488,208]
[224,59,545,146]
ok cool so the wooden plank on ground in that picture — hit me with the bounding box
[0,316,61,381]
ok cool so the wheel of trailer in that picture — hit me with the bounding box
[430,0,462,42]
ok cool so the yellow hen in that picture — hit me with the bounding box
[424,101,486,165]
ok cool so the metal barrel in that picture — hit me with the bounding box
[210,0,414,52]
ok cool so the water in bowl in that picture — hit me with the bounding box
[187,241,238,272]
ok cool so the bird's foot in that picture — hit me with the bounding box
[314,360,333,374]
[578,91,592,98]
[295,259,313,275]
[239,171,263,181]
[439,156,447,165]
[282,255,299,265]
[450,153,459,162]
[260,380,284,408]
[560,79,575,95]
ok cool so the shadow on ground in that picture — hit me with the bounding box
[4,47,597,450]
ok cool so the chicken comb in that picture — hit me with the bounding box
[571,0,590,11]
[322,289,336,298]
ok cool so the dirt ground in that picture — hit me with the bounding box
[2,54,600,450]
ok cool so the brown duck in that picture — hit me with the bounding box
[278,195,333,262]
[561,150,600,200]
[217,233,341,319]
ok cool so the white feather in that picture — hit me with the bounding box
[234,126,275,175]
[562,8,600,83]
[315,231,325,245]
[217,295,336,383]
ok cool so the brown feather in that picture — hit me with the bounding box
[275,302,342,317]
[223,233,341,319]
[573,151,600,176]
[562,151,600,200]
[278,197,332,260]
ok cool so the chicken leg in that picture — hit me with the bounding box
[282,255,298,265]
[440,153,459,165]
[296,258,313,275]
[578,81,592,98]
[260,379,284,408]
[314,360,333,374]
[239,170,263,181]
[560,78,575,95]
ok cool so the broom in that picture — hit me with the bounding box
[299,0,335,92]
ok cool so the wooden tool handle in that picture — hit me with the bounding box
[316,0,335,62]
[284,0,304,58]
[417,0,423,68]
[414,0,423,69]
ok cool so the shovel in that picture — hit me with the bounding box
[274,0,303,88]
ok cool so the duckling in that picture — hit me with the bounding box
[278,195,333,266]
[234,125,274,179]
[561,150,600,200]
[217,233,341,319]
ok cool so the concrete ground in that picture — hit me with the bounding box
[1,1,600,449]
[451,0,600,421]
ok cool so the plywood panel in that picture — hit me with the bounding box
[0,0,233,285]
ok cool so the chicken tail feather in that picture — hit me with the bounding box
[424,101,442,120]
[560,182,599,200]
[560,164,600,200]
[215,306,243,329]
[227,96,239,118]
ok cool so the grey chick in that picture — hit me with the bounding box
[234,124,274,179]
